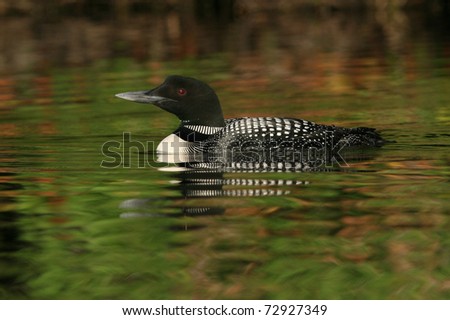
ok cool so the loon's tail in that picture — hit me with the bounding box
[343,127,386,147]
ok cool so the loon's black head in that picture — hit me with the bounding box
[115,75,225,127]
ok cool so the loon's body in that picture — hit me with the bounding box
[116,76,384,164]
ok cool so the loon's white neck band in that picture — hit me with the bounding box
[184,125,223,135]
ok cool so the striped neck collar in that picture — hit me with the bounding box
[184,124,223,135]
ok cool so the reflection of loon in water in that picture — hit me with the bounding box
[119,157,379,218]
[119,169,311,218]
[115,76,384,217]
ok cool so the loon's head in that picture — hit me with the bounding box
[115,75,225,127]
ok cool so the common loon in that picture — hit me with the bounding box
[115,75,384,166]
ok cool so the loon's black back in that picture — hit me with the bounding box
[212,117,383,147]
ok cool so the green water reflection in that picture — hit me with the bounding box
[0,5,449,299]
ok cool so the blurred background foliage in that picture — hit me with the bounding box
[0,0,449,73]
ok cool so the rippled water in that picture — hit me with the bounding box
[0,7,449,299]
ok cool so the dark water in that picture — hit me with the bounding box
[0,7,450,299]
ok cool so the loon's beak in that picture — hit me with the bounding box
[115,90,175,104]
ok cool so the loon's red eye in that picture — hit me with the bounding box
[177,88,187,96]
